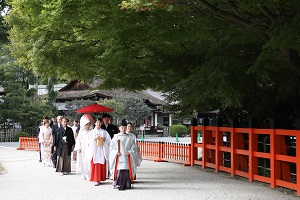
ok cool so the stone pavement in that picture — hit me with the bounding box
[0,142,298,200]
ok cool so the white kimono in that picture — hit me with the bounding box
[74,128,91,176]
[127,132,142,167]
[38,126,53,165]
[87,128,111,164]
[109,133,138,179]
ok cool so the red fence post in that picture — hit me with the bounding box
[278,134,291,181]
[230,128,235,177]
[190,126,196,166]
[297,133,300,196]
[215,126,221,173]
[202,125,207,169]
[270,129,279,189]
[248,128,254,182]
[154,142,163,162]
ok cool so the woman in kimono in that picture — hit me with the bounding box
[74,114,94,180]
[126,122,142,167]
[38,121,53,166]
[109,122,138,190]
[88,118,111,186]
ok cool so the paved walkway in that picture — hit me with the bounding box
[0,142,298,200]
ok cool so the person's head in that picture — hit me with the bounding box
[95,118,103,129]
[44,121,50,128]
[42,116,49,124]
[84,122,91,130]
[57,116,63,125]
[73,119,79,126]
[102,113,111,125]
[52,117,56,123]
[119,122,127,133]
[62,118,69,127]
[109,116,114,124]
[126,122,132,133]
[80,114,94,130]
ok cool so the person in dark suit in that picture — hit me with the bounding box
[101,113,119,139]
[54,118,75,175]
[51,116,63,168]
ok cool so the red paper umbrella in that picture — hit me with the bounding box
[76,103,114,113]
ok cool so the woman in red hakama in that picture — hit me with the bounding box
[88,118,111,186]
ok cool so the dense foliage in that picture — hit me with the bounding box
[99,96,151,126]
[14,131,30,141]
[169,124,188,137]
[5,0,300,126]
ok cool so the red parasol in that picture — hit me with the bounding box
[76,103,114,113]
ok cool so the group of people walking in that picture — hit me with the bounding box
[37,113,142,190]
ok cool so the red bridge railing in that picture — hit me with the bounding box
[190,126,300,196]
[138,141,191,166]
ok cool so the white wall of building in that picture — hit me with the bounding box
[28,84,66,95]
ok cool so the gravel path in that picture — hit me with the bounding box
[0,143,298,200]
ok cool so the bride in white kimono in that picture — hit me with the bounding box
[74,114,94,180]
[109,123,138,190]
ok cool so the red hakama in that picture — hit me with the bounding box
[90,159,106,182]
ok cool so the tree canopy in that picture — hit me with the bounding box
[5,0,300,125]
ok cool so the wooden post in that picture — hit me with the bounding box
[296,131,300,195]
[190,126,197,166]
[270,129,278,188]
[117,139,120,154]
[215,126,221,173]
[248,128,254,182]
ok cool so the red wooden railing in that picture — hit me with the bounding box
[190,126,300,195]
[137,141,191,166]
[16,137,39,151]
[17,130,300,195]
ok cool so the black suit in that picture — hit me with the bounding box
[51,123,59,150]
[101,123,119,139]
[51,123,59,167]
[55,126,75,156]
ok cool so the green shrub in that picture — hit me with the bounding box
[14,132,30,142]
[169,125,188,137]
[132,130,138,137]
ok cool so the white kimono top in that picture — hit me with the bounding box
[109,133,138,178]
[87,128,111,164]
[74,128,92,175]
[38,126,53,144]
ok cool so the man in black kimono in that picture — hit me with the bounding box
[101,113,119,139]
[54,118,75,175]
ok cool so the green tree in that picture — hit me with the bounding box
[47,77,58,115]
[5,0,300,125]
[119,96,151,126]
[0,81,54,129]
[64,99,94,122]
[0,45,54,129]
[97,98,126,125]
[98,96,150,126]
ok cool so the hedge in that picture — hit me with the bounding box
[14,132,30,142]
[169,125,188,137]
